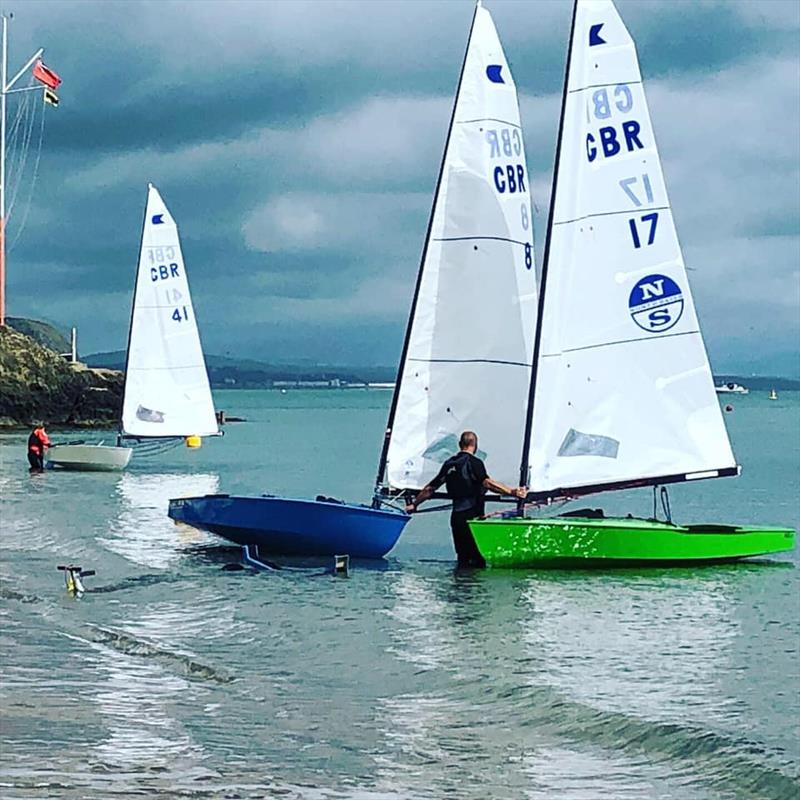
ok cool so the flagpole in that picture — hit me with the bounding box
[0,12,45,328]
[1,13,8,327]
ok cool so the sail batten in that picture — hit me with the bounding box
[378,4,538,493]
[525,0,736,497]
[120,185,218,439]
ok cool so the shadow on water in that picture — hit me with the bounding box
[88,573,184,595]
[0,586,42,604]
[181,541,395,574]
[61,625,235,686]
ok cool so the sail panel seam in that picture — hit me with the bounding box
[568,79,643,94]
[408,357,531,367]
[540,329,701,357]
[457,117,521,128]
[434,235,529,246]
[555,205,670,226]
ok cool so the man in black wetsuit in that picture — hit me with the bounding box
[405,431,527,567]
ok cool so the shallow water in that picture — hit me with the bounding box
[1,389,798,799]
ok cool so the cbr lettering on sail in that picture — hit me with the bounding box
[47,185,218,471]
[121,185,218,439]
[467,0,795,567]
[377,0,538,498]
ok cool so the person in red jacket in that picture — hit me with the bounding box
[27,424,50,472]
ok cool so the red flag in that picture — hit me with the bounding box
[32,60,61,90]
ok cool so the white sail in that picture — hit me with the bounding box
[526,0,735,495]
[383,3,538,491]
[121,185,218,439]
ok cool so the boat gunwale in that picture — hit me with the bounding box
[169,494,410,520]
[469,516,794,535]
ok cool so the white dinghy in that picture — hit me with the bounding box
[47,185,218,471]
[46,441,132,471]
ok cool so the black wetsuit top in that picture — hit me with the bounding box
[430,451,488,515]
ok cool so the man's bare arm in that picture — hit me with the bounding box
[405,483,436,513]
[483,477,527,499]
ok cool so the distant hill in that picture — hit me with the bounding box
[85,350,397,387]
[85,348,800,391]
[7,317,70,354]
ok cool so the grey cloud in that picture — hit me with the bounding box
[4,0,799,372]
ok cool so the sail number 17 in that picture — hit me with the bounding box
[629,212,658,248]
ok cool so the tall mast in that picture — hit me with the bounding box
[0,13,46,327]
[372,1,481,499]
[1,15,7,327]
[118,185,153,440]
[517,0,578,497]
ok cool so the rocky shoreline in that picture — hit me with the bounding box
[0,323,124,429]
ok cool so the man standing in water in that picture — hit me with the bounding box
[405,431,527,567]
[27,423,50,472]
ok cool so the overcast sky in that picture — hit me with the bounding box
[4,0,799,373]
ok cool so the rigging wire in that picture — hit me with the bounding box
[7,88,38,219]
[5,87,29,167]
[127,438,185,458]
[5,91,32,211]
[8,90,46,252]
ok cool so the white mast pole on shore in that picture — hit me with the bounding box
[1,14,7,328]
[0,12,45,328]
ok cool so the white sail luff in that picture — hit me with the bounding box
[383,4,538,491]
[121,185,218,438]
[526,0,735,495]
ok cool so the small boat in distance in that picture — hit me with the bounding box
[715,382,749,395]
[47,185,218,471]
[769,388,778,401]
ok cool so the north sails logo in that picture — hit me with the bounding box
[628,274,684,333]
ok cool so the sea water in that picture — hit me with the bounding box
[0,389,798,799]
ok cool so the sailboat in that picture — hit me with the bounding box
[769,389,778,401]
[168,1,538,557]
[468,0,795,567]
[47,185,218,471]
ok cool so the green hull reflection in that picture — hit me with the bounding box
[469,516,796,568]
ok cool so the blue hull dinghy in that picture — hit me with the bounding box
[168,495,409,559]
[166,4,542,560]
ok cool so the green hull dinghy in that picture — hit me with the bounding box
[376,1,797,570]
[469,516,796,569]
